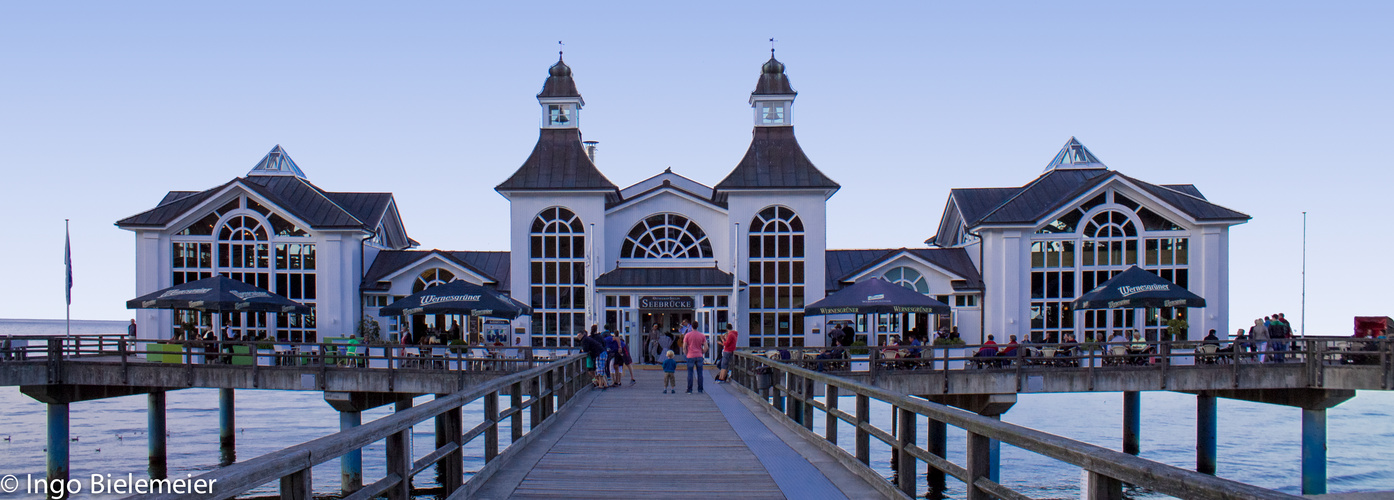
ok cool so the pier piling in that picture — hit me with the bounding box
[1302,408,1327,495]
[1123,391,1140,455]
[219,388,235,450]
[1197,393,1217,475]
[340,410,362,494]
[47,402,69,499]
[148,391,167,479]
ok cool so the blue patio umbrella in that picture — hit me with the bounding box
[379,280,531,319]
[1071,266,1206,310]
[127,276,311,314]
[804,277,950,316]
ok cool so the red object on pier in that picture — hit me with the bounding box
[1353,316,1393,338]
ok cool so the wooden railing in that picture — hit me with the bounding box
[128,353,587,500]
[0,335,576,373]
[747,336,1393,382]
[731,351,1304,500]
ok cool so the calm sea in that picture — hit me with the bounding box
[0,385,1390,499]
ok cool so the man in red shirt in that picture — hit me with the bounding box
[683,321,707,394]
[716,328,738,383]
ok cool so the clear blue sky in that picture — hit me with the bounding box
[2,2,1389,335]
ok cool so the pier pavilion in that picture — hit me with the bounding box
[115,51,1247,355]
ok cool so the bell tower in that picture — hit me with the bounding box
[750,49,796,127]
[538,52,583,129]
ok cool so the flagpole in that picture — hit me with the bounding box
[65,219,71,336]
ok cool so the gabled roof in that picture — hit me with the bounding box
[825,248,982,292]
[714,126,838,195]
[956,169,1249,227]
[496,128,619,198]
[247,145,306,177]
[595,267,739,288]
[115,175,399,232]
[362,250,511,292]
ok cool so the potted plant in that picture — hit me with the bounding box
[933,336,966,370]
[357,316,389,368]
[448,339,468,369]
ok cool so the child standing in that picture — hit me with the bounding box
[662,350,677,394]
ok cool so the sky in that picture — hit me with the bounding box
[1,2,1390,336]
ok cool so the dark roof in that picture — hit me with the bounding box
[595,267,739,288]
[752,55,796,95]
[537,58,581,99]
[714,126,838,193]
[951,170,1249,228]
[824,248,983,292]
[116,176,397,230]
[361,250,511,292]
[496,128,619,196]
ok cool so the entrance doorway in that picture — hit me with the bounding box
[640,310,693,362]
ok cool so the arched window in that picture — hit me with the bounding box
[218,215,270,289]
[530,207,585,348]
[621,213,713,259]
[747,206,805,348]
[882,266,929,294]
[413,268,456,293]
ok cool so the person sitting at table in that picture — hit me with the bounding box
[996,335,1020,362]
[1057,333,1080,366]
[973,334,999,367]
[1127,331,1152,364]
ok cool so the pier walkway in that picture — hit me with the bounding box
[467,368,883,499]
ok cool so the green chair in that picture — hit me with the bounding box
[229,345,254,366]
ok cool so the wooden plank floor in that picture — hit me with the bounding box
[473,367,793,499]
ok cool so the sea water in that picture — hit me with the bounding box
[0,386,1390,499]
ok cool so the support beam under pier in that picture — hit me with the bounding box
[219,388,235,456]
[323,391,417,496]
[1302,408,1327,495]
[47,402,68,499]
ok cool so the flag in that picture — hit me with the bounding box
[65,223,73,305]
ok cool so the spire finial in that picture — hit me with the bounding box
[769,37,777,56]
[558,40,564,60]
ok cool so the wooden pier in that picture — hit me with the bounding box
[2,335,1391,498]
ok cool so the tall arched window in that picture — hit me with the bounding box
[413,268,456,293]
[620,213,713,259]
[882,266,929,294]
[530,207,585,347]
[748,206,805,347]
[217,214,275,341]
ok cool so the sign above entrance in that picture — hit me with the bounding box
[638,296,695,310]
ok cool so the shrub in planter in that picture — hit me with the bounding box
[849,341,869,356]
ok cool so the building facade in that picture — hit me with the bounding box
[118,54,1246,350]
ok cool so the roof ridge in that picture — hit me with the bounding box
[291,177,367,227]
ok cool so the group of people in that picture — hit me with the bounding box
[1235,313,1295,362]
[577,325,636,390]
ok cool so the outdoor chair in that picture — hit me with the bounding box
[1196,344,1219,365]
[1105,345,1128,366]
[1039,347,1057,366]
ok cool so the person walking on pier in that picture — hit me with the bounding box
[662,350,677,393]
[1251,318,1270,362]
[684,323,707,394]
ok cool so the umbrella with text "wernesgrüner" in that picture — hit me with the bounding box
[126,275,312,314]
[1071,266,1206,310]
[379,280,531,318]
[804,277,950,316]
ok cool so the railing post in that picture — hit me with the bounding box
[484,391,499,462]
[897,407,917,496]
[772,368,785,413]
[435,394,463,495]
[825,384,838,445]
[927,418,947,495]
[855,394,870,465]
[786,373,801,424]
[1085,471,1122,500]
[280,468,312,500]
[511,382,523,443]
[530,376,542,430]
[868,348,880,383]
[966,430,991,500]
[544,369,556,419]
[803,376,816,431]
[385,427,410,500]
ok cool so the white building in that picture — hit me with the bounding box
[117,53,1246,349]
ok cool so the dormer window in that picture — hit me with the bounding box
[755,100,790,126]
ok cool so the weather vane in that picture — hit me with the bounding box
[769,37,777,55]
[558,40,564,58]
